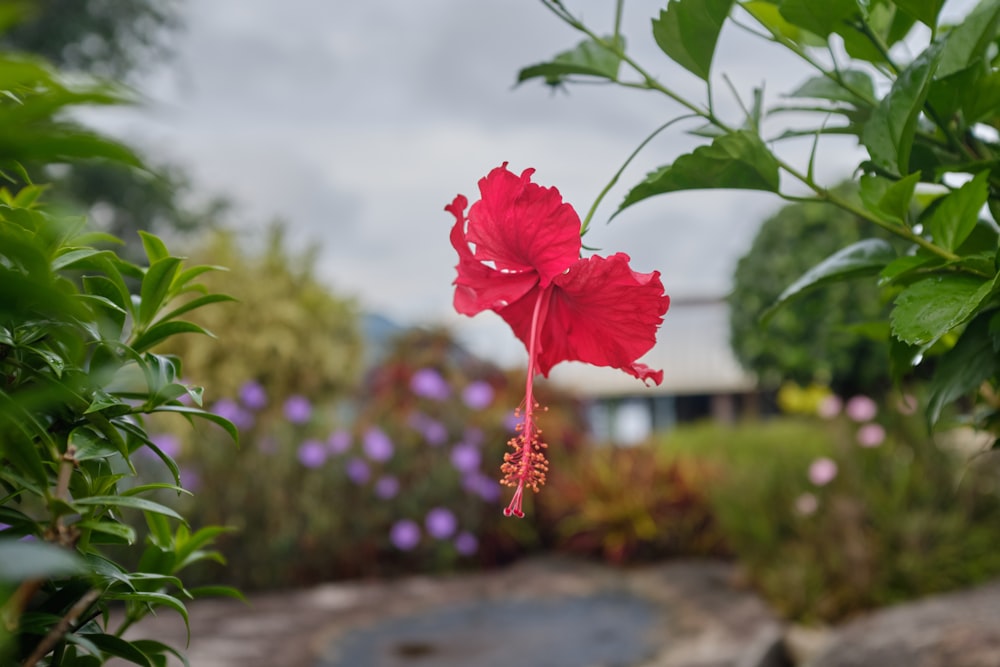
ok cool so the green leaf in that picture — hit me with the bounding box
[893,0,945,27]
[75,519,136,544]
[859,172,921,224]
[158,293,236,325]
[777,0,861,37]
[105,591,190,639]
[69,426,119,462]
[927,314,998,424]
[652,0,733,80]
[618,130,780,213]
[132,320,214,354]
[51,247,113,272]
[788,70,875,106]
[862,44,940,176]
[0,539,85,581]
[763,239,896,321]
[81,633,153,667]
[128,639,190,667]
[925,171,989,251]
[187,585,246,603]
[878,254,937,285]
[891,273,995,346]
[138,231,170,265]
[937,0,1000,77]
[742,1,824,44]
[138,257,182,329]
[150,405,239,444]
[517,36,624,85]
[73,495,185,522]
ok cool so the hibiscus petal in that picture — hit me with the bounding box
[448,194,538,315]
[499,253,669,384]
[466,164,582,286]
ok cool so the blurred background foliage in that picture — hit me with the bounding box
[729,185,893,396]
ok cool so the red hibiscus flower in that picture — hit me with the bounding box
[447,163,670,518]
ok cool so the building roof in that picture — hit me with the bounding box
[547,297,756,397]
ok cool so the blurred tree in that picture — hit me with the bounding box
[0,0,180,78]
[1,0,223,257]
[162,225,363,401]
[729,186,892,396]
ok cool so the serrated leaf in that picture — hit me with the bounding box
[926,171,989,251]
[862,44,941,176]
[763,239,896,322]
[891,273,995,346]
[937,0,1000,77]
[73,495,185,522]
[894,0,945,27]
[517,36,624,85]
[878,254,937,285]
[788,70,875,106]
[777,0,861,37]
[927,314,998,424]
[618,130,780,212]
[0,539,85,581]
[652,0,733,80]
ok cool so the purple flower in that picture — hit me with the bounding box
[298,439,327,468]
[410,368,451,400]
[450,443,481,474]
[149,433,181,459]
[390,519,421,551]
[856,423,886,448]
[816,395,842,420]
[808,457,838,486]
[374,475,400,499]
[462,381,495,409]
[464,473,502,502]
[408,412,448,446]
[425,507,457,539]
[284,395,313,424]
[346,457,370,485]
[363,427,394,462]
[179,467,201,491]
[239,380,268,411]
[212,398,254,430]
[454,531,478,556]
[845,395,878,422]
[327,429,352,454]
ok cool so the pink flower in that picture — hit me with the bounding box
[845,395,878,422]
[856,423,886,448]
[808,457,838,486]
[794,492,818,516]
[816,395,842,419]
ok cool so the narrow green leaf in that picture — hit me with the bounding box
[132,320,213,354]
[890,273,995,346]
[925,171,989,251]
[652,0,733,80]
[138,257,182,329]
[73,495,185,522]
[69,426,119,461]
[187,585,247,603]
[80,633,153,667]
[861,44,941,176]
[927,314,998,424]
[128,639,190,667]
[618,130,780,212]
[0,539,85,581]
[52,247,113,272]
[878,254,937,285]
[517,36,624,85]
[105,591,190,639]
[763,239,896,322]
[75,519,136,544]
[158,293,236,325]
[150,405,239,444]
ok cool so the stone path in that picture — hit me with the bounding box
[113,557,787,667]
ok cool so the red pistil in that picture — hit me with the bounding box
[500,287,550,518]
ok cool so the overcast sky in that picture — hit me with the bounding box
[92,0,879,367]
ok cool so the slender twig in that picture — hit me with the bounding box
[22,588,101,667]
